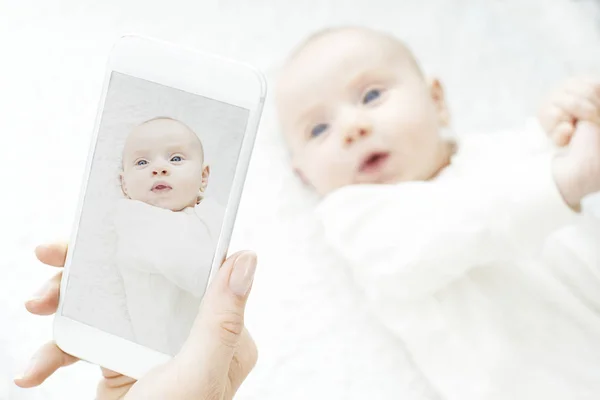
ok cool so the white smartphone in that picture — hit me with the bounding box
[53,35,266,379]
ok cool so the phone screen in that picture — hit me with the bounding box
[62,71,250,356]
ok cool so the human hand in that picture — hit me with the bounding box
[538,76,600,146]
[552,121,600,209]
[14,243,258,400]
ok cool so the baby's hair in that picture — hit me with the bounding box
[142,116,186,125]
[139,116,205,159]
[284,25,424,77]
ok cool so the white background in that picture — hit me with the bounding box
[1,0,600,399]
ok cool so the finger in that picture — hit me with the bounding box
[556,93,600,124]
[174,251,257,382]
[565,82,600,112]
[35,243,68,268]
[100,367,125,379]
[575,120,600,135]
[577,76,600,97]
[538,102,569,134]
[552,120,575,147]
[226,328,258,397]
[96,368,136,399]
[594,80,600,99]
[13,341,78,388]
[25,271,62,315]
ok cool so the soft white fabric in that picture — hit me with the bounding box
[114,197,225,355]
[317,121,600,400]
[583,192,600,219]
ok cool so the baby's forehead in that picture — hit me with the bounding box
[134,118,191,136]
[291,28,412,68]
[124,118,204,156]
[279,30,417,97]
[277,29,417,119]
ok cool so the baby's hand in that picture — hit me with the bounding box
[538,76,600,146]
[553,121,600,209]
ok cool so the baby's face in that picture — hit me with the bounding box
[121,118,208,211]
[277,28,450,195]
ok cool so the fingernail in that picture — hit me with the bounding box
[14,358,37,381]
[229,252,257,297]
[34,244,50,254]
[27,284,48,303]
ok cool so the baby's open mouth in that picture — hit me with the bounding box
[151,182,173,192]
[359,152,390,174]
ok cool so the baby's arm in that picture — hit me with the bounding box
[114,201,215,297]
[317,154,579,303]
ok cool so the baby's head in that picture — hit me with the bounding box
[276,26,453,196]
[120,117,209,211]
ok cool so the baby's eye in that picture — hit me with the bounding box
[310,123,329,138]
[136,160,148,166]
[170,155,183,162]
[363,89,382,104]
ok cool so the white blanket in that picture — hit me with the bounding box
[114,198,224,355]
[316,123,600,400]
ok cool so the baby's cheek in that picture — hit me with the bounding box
[177,172,204,200]
[310,160,349,193]
[127,176,152,202]
[302,158,324,181]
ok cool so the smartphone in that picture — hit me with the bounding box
[53,35,266,379]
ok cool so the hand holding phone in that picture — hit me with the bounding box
[16,243,258,400]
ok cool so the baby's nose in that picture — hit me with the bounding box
[344,126,371,146]
[152,168,170,176]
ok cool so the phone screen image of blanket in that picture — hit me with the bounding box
[62,71,250,356]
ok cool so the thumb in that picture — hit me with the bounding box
[552,121,575,147]
[173,251,257,376]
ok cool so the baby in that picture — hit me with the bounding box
[276,27,600,400]
[114,117,225,356]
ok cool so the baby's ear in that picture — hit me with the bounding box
[200,164,210,192]
[196,165,210,204]
[119,172,129,198]
[428,78,450,127]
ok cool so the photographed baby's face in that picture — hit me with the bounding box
[120,118,209,211]
[276,27,452,196]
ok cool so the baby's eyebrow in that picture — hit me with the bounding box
[347,69,386,89]
[165,143,190,153]
[294,103,323,127]
[348,71,370,88]
[130,149,149,158]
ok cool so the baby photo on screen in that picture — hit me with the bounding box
[61,71,250,356]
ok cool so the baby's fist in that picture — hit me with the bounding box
[553,121,600,209]
[539,77,600,146]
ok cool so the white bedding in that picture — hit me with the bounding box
[1,0,600,398]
